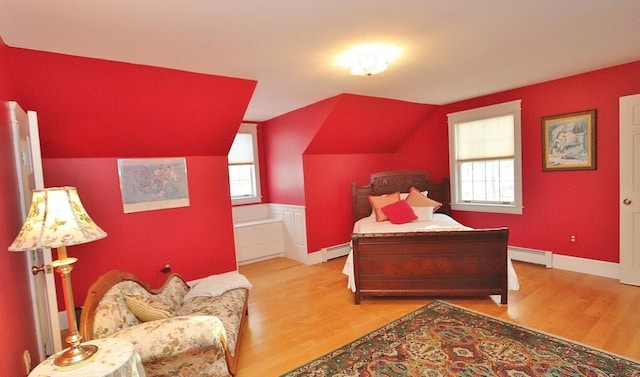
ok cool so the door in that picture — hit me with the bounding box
[619,94,640,286]
[7,101,62,358]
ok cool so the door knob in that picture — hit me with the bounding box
[623,198,632,205]
[32,265,45,275]
[31,264,52,275]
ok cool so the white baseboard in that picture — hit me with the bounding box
[237,252,285,266]
[552,254,619,280]
[508,246,618,280]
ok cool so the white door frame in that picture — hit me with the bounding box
[619,94,640,286]
[9,101,62,359]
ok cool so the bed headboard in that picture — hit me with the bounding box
[352,170,451,222]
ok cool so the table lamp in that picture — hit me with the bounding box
[8,187,107,369]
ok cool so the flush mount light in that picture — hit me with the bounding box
[336,43,402,76]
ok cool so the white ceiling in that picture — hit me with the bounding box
[1,1,639,121]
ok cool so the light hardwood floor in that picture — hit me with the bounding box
[237,257,640,376]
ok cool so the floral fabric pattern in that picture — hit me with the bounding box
[113,315,225,360]
[177,288,247,357]
[89,273,248,377]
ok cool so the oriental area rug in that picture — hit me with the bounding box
[281,300,640,377]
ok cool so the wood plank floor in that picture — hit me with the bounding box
[237,257,640,376]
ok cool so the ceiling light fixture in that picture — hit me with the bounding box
[337,43,401,76]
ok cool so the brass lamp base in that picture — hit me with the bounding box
[54,343,99,370]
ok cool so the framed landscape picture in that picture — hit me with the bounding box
[542,109,597,171]
[117,157,190,213]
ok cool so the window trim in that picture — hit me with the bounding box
[229,123,262,206]
[447,100,523,214]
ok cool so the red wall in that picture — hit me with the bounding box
[3,45,256,311]
[43,157,237,307]
[266,61,640,262]
[410,61,640,263]
[303,153,397,250]
[263,94,438,251]
[263,96,338,205]
[6,47,256,159]
[0,38,40,375]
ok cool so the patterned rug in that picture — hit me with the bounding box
[281,300,640,377]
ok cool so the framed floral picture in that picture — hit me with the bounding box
[117,157,190,213]
[542,110,597,171]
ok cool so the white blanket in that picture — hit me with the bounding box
[183,272,252,302]
[343,213,520,293]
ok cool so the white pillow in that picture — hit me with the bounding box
[400,190,427,200]
[412,206,434,221]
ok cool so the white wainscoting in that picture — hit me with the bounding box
[267,204,311,264]
[232,206,621,280]
[232,204,285,265]
[233,203,342,265]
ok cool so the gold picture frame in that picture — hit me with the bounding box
[542,109,596,171]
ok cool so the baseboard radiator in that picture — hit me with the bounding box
[508,246,553,268]
[321,243,351,262]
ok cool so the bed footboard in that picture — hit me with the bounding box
[351,228,509,304]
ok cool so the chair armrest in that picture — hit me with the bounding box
[111,315,228,363]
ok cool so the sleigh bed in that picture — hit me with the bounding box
[345,170,516,305]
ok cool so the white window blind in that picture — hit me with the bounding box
[228,123,261,205]
[455,115,514,161]
[229,133,254,165]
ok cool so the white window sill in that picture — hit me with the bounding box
[452,203,523,215]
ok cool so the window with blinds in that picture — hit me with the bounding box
[228,123,261,205]
[448,100,523,214]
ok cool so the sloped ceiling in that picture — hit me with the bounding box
[305,94,438,154]
[6,45,256,158]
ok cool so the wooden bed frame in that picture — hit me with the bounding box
[351,170,509,304]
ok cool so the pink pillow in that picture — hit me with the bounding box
[381,200,417,224]
[406,187,442,212]
[368,192,401,222]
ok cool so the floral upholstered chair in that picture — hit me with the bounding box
[79,270,250,377]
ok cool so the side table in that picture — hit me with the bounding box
[29,338,146,377]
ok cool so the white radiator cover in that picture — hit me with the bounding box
[320,243,351,262]
[508,246,553,268]
[234,220,285,265]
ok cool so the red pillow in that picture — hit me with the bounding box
[381,200,417,224]
[368,192,401,222]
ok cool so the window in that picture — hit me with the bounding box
[447,100,522,214]
[228,123,261,205]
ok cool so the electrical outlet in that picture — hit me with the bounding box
[23,350,31,374]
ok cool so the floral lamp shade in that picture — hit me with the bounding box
[8,187,107,251]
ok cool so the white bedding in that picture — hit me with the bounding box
[342,213,520,294]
